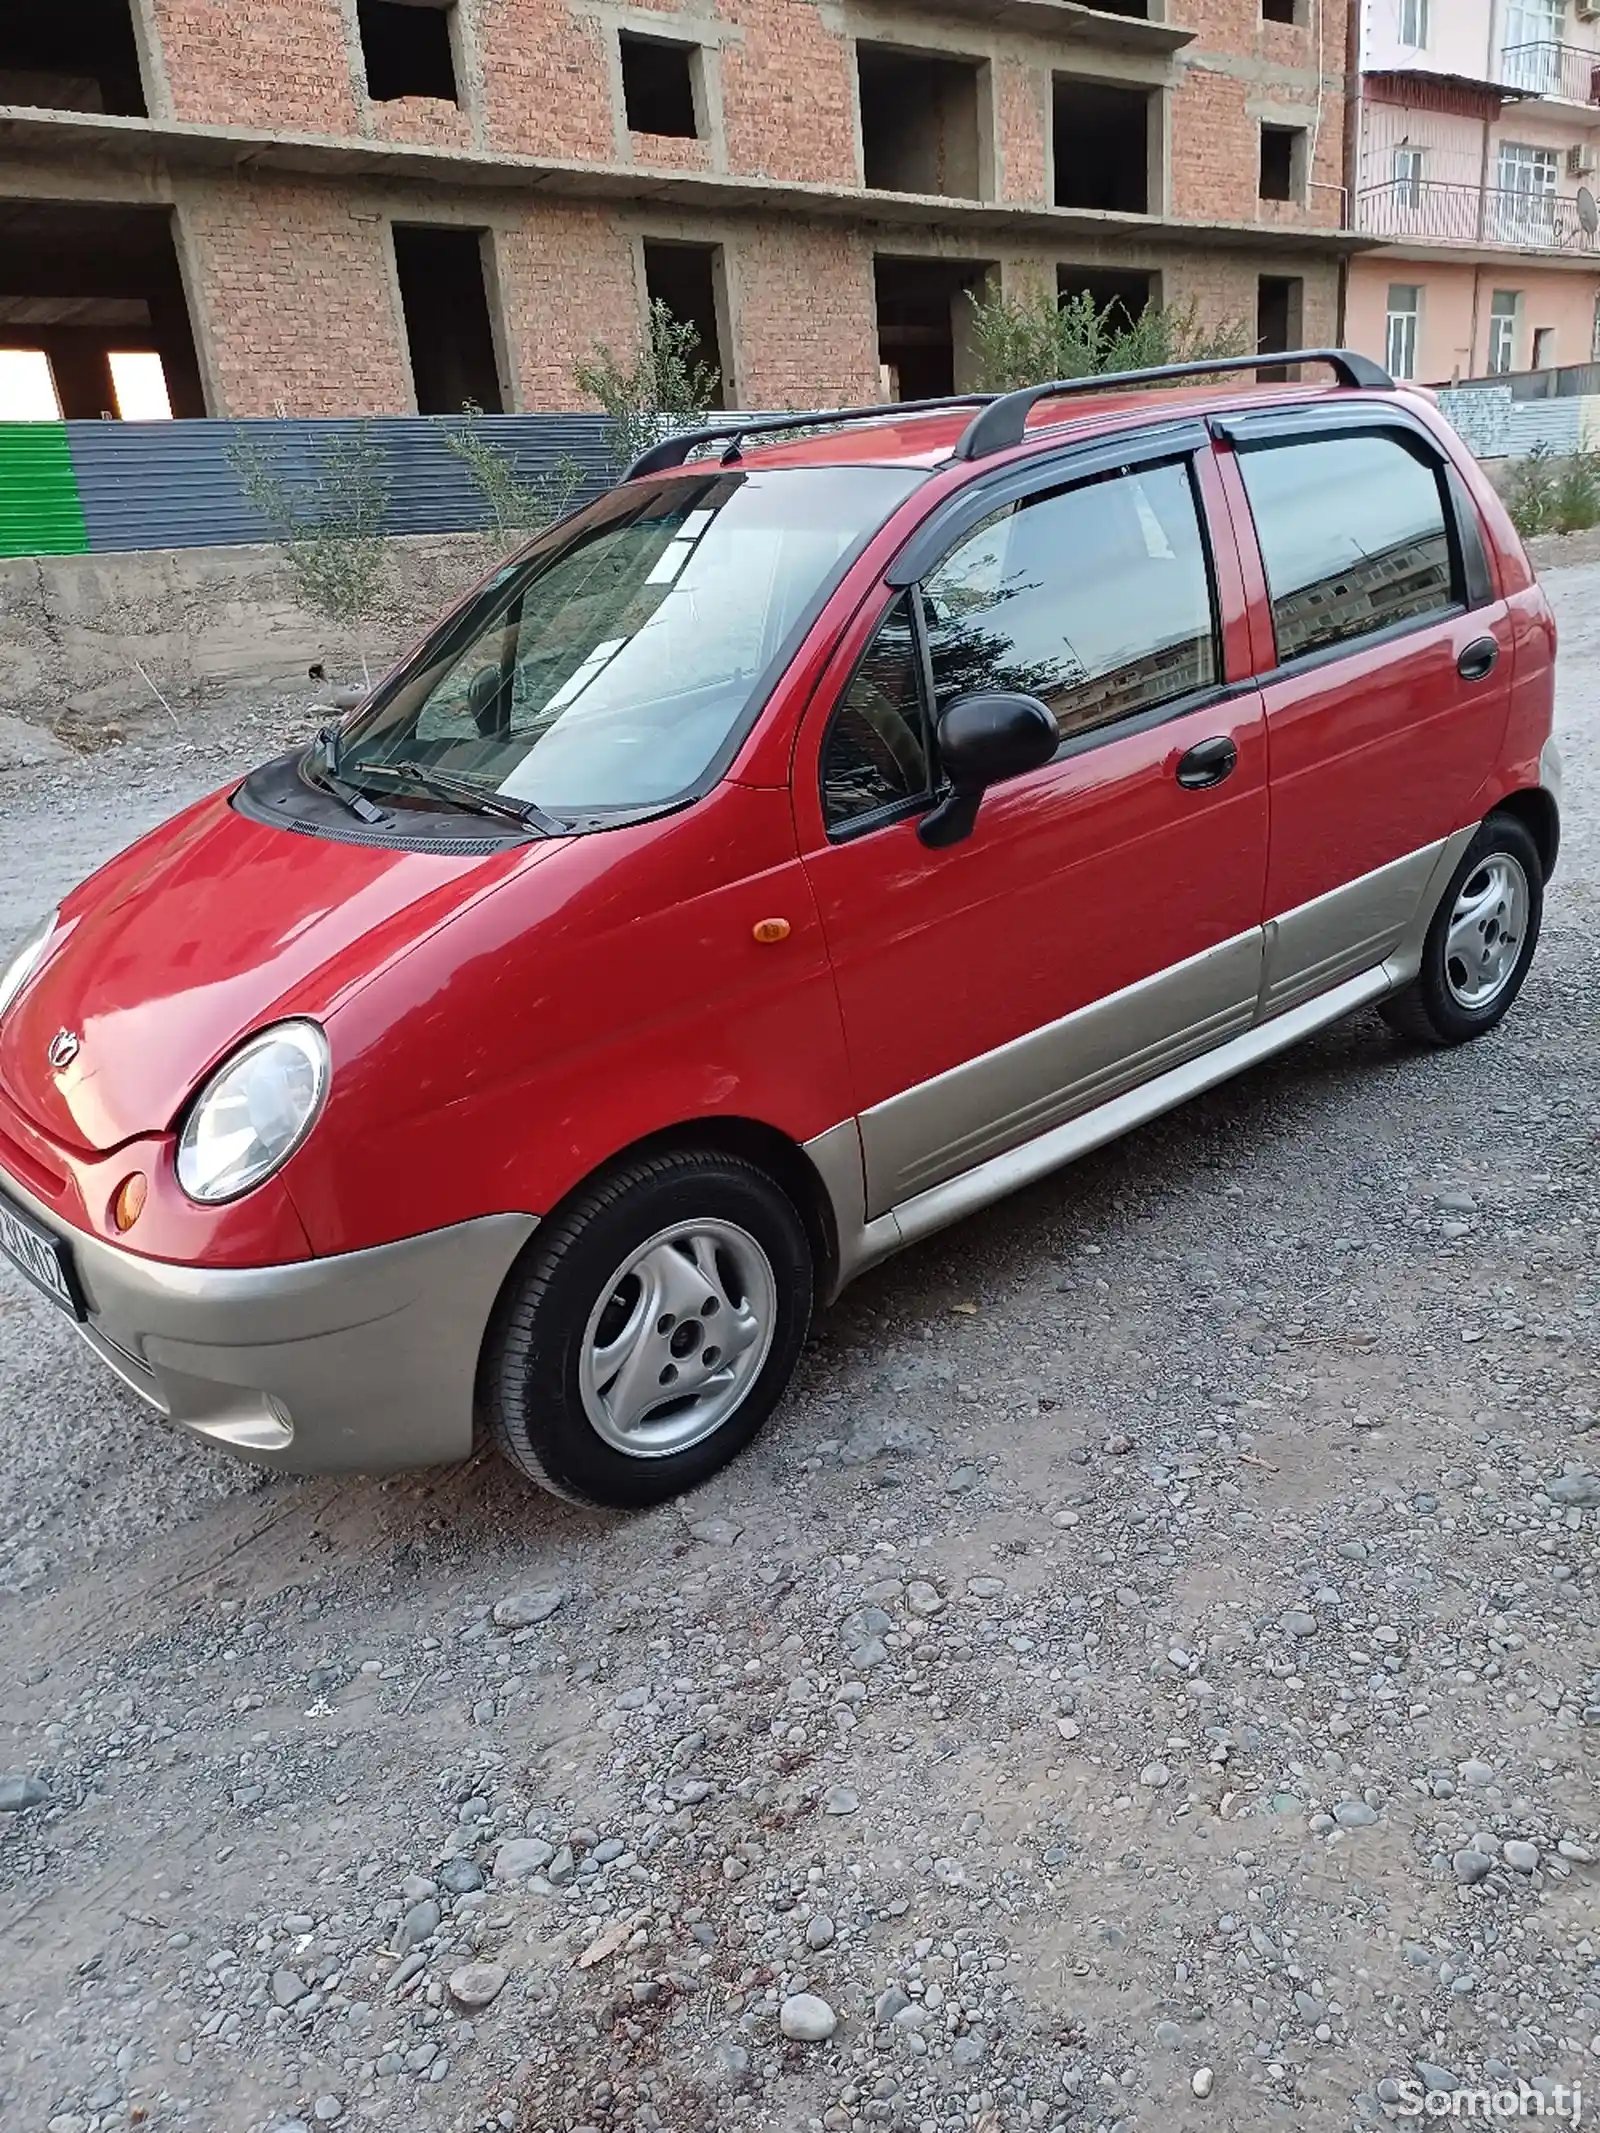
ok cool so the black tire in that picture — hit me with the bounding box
[481,1148,813,1508]
[1380,814,1543,1047]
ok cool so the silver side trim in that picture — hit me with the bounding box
[1259,838,1453,1018]
[812,966,1392,1287]
[1381,826,1476,988]
[859,930,1262,1214]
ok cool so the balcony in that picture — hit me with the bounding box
[1358,177,1600,253]
[1500,40,1600,111]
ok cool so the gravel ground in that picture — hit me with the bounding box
[1,573,1598,2133]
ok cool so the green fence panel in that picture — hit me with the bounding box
[0,423,89,557]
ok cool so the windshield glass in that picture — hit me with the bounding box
[339,465,922,817]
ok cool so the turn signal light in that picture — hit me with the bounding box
[752,917,791,944]
[112,1173,148,1232]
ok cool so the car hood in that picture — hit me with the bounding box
[0,787,554,1154]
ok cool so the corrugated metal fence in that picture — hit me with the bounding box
[0,414,622,559]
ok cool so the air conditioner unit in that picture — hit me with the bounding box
[1570,143,1597,177]
[1579,0,1600,22]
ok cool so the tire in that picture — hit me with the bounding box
[1381,814,1543,1047]
[481,1148,813,1508]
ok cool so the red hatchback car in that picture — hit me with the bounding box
[0,350,1560,1506]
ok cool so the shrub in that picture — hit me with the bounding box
[966,281,1253,393]
[229,422,391,675]
[439,401,585,543]
[574,299,720,471]
[1503,442,1558,540]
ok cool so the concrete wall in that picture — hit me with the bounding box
[0,533,500,731]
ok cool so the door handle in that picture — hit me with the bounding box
[1457,636,1500,682]
[1175,736,1239,790]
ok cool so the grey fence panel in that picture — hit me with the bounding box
[68,414,621,554]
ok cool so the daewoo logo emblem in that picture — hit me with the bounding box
[47,1029,81,1070]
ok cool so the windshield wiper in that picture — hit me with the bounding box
[306,724,390,825]
[359,759,568,837]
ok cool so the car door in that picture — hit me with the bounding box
[793,432,1270,1221]
[1211,408,1515,1018]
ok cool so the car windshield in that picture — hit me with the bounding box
[339,464,922,818]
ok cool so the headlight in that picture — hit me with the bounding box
[176,1022,330,1204]
[0,908,58,1022]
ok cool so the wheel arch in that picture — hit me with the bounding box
[480,1115,843,1360]
[1489,786,1559,882]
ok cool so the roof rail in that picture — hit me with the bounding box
[622,391,1000,480]
[952,348,1395,463]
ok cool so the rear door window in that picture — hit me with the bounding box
[1235,432,1457,666]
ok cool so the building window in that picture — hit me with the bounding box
[1487,290,1522,375]
[860,45,986,200]
[1259,124,1304,204]
[1591,293,1600,361]
[357,0,458,105]
[393,225,505,413]
[1053,76,1152,214]
[1490,143,1558,244]
[1532,325,1557,369]
[1394,145,1425,208]
[1257,273,1303,380]
[619,33,701,138]
[1399,0,1430,47]
[642,241,727,407]
[1386,284,1422,379]
[1261,1,1301,22]
[0,348,63,421]
[1238,433,1455,665]
[0,1,148,116]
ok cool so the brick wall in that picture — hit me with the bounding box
[476,0,614,162]
[152,0,359,134]
[493,203,640,408]
[731,224,880,405]
[177,179,411,415]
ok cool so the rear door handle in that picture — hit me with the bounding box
[1175,736,1239,790]
[1457,636,1500,682]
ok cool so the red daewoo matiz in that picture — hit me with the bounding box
[0,350,1560,1505]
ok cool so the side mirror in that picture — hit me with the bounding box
[918,690,1058,848]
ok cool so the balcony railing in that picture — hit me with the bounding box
[1358,177,1600,251]
[1500,40,1600,103]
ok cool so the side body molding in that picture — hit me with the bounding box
[805,832,1471,1299]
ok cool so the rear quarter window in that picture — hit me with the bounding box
[1237,432,1457,665]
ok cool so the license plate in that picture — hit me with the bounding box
[0,1186,85,1320]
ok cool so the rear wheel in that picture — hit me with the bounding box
[1381,815,1543,1046]
[482,1148,813,1507]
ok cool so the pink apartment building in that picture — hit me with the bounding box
[1348,0,1600,382]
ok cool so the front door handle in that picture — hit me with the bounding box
[1457,636,1500,683]
[1175,736,1239,790]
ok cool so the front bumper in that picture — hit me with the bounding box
[0,1163,536,1470]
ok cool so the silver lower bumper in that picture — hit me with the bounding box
[0,1169,536,1471]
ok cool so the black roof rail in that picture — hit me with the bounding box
[622,391,1001,479]
[952,348,1396,463]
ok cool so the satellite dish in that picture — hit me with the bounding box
[1579,185,1599,235]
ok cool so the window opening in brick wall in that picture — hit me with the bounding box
[358,0,458,104]
[1262,1,1302,24]
[1259,124,1303,203]
[1056,264,1155,332]
[1257,274,1303,382]
[858,45,984,199]
[874,256,990,400]
[620,34,701,137]
[642,241,727,408]
[0,349,63,421]
[393,225,505,413]
[0,200,205,418]
[108,350,173,420]
[0,0,148,116]
[1053,78,1152,213]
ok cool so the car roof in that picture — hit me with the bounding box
[640,376,1433,479]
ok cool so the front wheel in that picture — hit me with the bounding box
[1381,814,1543,1046]
[481,1148,813,1507]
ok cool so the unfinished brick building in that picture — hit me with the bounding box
[0,0,1362,420]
